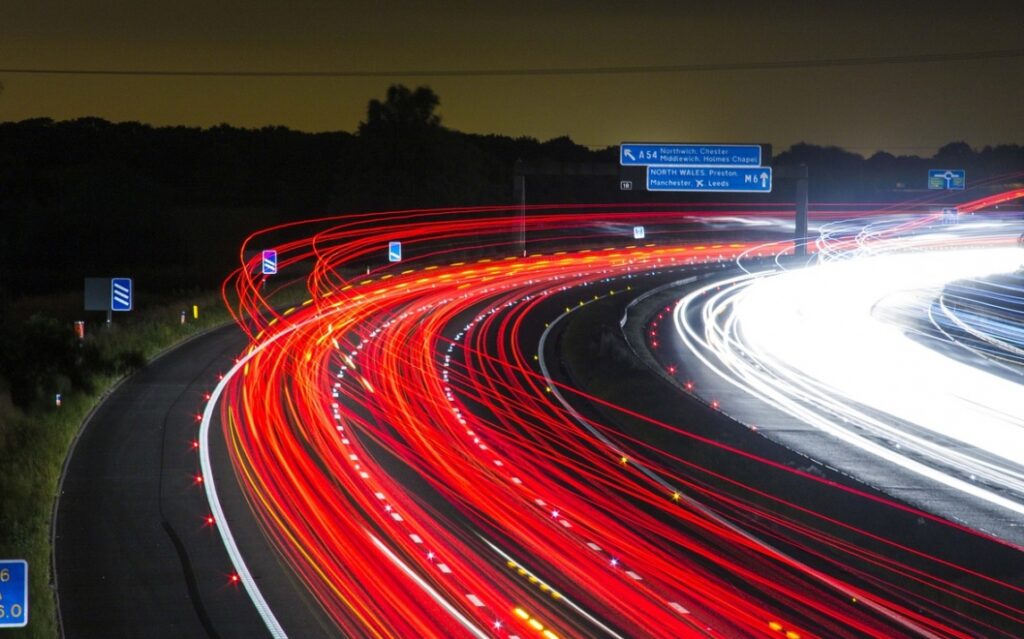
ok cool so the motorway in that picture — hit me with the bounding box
[55,200,1024,638]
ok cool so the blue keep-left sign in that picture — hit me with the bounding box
[388,241,402,263]
[928,169,966,190]
[111,278,133,312]
[261,249,278,275]
[0,559,28,627]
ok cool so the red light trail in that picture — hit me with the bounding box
[202,202,1023,638]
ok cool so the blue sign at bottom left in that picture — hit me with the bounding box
[0,559,28,628]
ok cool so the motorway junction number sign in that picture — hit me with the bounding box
[0,560,28,627]
[647,166,772,193]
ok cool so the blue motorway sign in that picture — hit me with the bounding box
[261,249,278,275]
[110,278,133,312]
[647,166,772,193]
[388,241,402,263]
[0,559,28,627]
[620,143,761,167]
[928,169,966,190]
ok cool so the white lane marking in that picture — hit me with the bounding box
[368,533,489,639]
[669,602,690,615]
[200,332,289,638]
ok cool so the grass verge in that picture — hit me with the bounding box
[0,291,236,638]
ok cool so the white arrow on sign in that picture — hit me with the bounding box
[760,172,769,188]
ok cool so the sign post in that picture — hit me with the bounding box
[0,559,28,628]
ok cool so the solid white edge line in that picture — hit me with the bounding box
[200,329,291,639]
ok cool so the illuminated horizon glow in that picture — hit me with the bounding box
[675,233,1024,516]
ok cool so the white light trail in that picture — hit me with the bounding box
[675,234,1024,516]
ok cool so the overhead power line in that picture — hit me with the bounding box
[1,48,1022,78]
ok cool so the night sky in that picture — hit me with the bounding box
[2,0,1023,154]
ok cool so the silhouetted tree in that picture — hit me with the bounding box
[359,85,442,135]
[3,99,1024,296]
[935,141,974,164]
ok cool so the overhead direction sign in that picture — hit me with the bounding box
[261,249,278,275]
[928,169,966,190]
[647,166,772,193]
[620,143,761,167]
[0,559,28,627]
[388,241,402,263]
[110,278,133,312]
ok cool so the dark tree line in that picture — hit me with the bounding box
[2,84,1024,301]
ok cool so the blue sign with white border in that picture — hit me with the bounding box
[621,143,761,167]
[261,249,278,275]
[928,169,966,190]
[647,166,772,193]
[0,559,28,627]
[388,241,402,263]
[110,278,133,312]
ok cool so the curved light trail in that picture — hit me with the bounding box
[199,202,1024,638]
[674,218,1024,516]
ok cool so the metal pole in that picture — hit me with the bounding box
[794,163,809,257]
[513,171,526,257]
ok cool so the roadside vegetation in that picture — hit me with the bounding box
[0,291,234,638]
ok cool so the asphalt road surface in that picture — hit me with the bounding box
[53,323,333,639]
